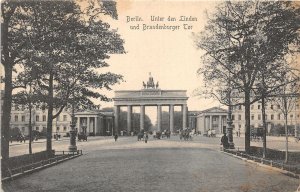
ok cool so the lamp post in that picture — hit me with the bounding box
[227,82,235,149]
[68,97,77,152]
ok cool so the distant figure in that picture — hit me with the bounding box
[143,81,146,89]
[221,133,229,149]
[145,134,148,143]
[114,134,118,142]
[156,81,159,89]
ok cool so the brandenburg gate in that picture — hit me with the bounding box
[113,74,188,135]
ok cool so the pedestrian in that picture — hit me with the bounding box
[114,134,118,142]
[145,133,148,143]
[221,133,229,149]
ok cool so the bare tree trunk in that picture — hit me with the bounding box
[244,91,251,154]
[1,65,13,175]
[284,114,288,163]
[29,102,32,154]
[46,71,54,154]
[261,96,267,158]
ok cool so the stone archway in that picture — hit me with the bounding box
[113,74,188,135]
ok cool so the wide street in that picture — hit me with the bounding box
[2,135,300,192]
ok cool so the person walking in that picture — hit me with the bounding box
[114,134,118,142]
[221,133,229,149]
[145,133,148,143]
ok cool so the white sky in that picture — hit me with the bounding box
[0,1,226,123]
[99,1,222,115]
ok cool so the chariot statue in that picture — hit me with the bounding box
[142,73,159,89]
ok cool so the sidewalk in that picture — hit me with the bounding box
[9,138,69,146]
[9,136,115,146]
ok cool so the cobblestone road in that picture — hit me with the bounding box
[3,136,300,192]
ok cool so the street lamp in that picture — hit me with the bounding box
[68,97,77,152]
[227,81,235,149]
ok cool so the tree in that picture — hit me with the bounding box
[1,1,43,163]
[194,1,300,153]
[273,70,300,163]
[14,1,124,154]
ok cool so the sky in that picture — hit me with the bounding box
[0,1,223,125]
[99,1,222,114]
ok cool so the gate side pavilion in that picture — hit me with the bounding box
[113,76,189,135]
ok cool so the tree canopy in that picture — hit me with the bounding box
[1,0,125,161]
[194,1,300,153]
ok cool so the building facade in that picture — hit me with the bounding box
[196,107,228,134]
[232,101,300,135]
[6,104,113,137]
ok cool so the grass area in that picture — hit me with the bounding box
[249,146,300,165]
[1,150,78,179]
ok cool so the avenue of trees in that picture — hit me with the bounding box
[1,0,124,167]
[194,1,300,154]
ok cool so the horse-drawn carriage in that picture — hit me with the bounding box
[137,132,144,141]
[153,131,161,139]
[78,132,87,141]
[295,131,300,143]
[250,127,264,141]
[161,130,171,139]
[180,129,193,141]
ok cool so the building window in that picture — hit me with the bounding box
[239,124,241,129]
[296,104,299,110]
[258,105,260,110]
[277,105,281,109]
[21,105,25,110]
[278,114,281,120]
[36,127,39,131]
[271,114,274,120]
[63,115,67,121]
[213,117,217,121]
[22,127,25,132]
[15,104,19,110]
[265,115,267,120]
[238,115,241,120]
[251,114,254,120]
[22,115,25,122]
[43,115,46,122]
[238,105,242,110]
[36,115,39,122]
[270,105,273,110]
[63,126,67,131]
[15,115,18,122]
[57,115,60,122]
[258,114,261,120]
[57,127,60,131]
[290,114,293,119]
[232,115,235,120]
[251,105,254,110]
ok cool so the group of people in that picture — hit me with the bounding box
[114,133,149,143]
[179,130,193,141]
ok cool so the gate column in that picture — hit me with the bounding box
[182,104,187,129]
[114,105,120,135]
[140,105,145,131]
[169,105,174,133]
[127,105,132,135]
[157,105,162,132]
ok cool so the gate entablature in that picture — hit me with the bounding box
[113,90,188,106]
[112,73,189,135]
